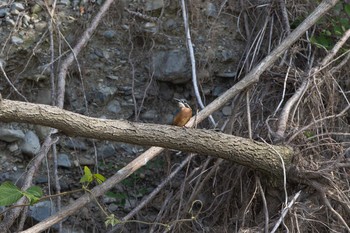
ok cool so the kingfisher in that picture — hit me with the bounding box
[173,98,192,127]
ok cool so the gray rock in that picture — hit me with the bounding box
[92,83,118,105]
[34,125,52,140]
[106,75,119,80]
[22,14,31,27]
[0,128,25,142]
[0,8,9,17]
[119,143,139,155]
[159,82,174,101]
[212,86,225,96]
[58,0,70,6]
[72,0,80,8]
[206,2,217,17]
[141,110,159,122]
[152,49,191,84]
[63,138,88,151]
[107,100,122,113]
[34,21,48,31]
[58,153,72,168]
[94,48,105,58]
[35,175,48,184]
[98,144,116,158]
[344,147,350,158]
[164,18,177,31]
[1,169,24,184]
[144,0,164,11]
[29,201,56,222]
[36,88,52,105]
[11,36,23,45]
[11,2,25,11]
[202,86,212,95]
[10,8,20,15]
[164,113,174,125]
[108,203,119,212]
[118,86,132,95]
[142,22,158,33]
[221,50,234,62]
[5,17,16,26]
[8,143,19,152]
[222,106,232,116]
[78,156,95,166]
[31,4,43,14]
[21,131,41,156]
[103,30,117,39]
[215,71,237,78]
[0,172,10,182]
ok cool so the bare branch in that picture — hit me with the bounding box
[0,98,293,177]
[56,0,115,108]
[180,0,216,127]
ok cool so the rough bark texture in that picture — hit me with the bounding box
[0,98,293,177]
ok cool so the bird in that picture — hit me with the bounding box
[173,98,192,127]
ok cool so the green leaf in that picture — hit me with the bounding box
[339,18,350,31]
[311,35,332,49]
[333,25,343,36]
[304,131,314,138]
[93,173,106,184]
[333,2,343,15]
[26,186,43,198]
[344,4,350,17]
[105,214,122,227]
[0,181,23,206]
[22,192,39,205]
[80,166,93,183]
[105,191,118,198]
[24,186,43,205]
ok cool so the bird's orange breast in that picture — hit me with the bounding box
[173,107,192,127]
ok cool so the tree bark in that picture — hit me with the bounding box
[0,98,293,177]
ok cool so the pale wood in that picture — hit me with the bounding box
[0,98,293,176]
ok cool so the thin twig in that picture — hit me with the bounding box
[148,191,173,233]
[56,0,115,108]
[309,180,350,232]
[180,0,216,127]
[259,137,288,206]
[107,154,194,233]
[275,77,309,139]
[46,1,63,232]
[256,176,269,233]
[287,105,350,143]
[270,190,301,233]
[246,89,252,139]
[0,60,28,102]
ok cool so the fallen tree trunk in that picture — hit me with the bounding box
[0,97,293,177]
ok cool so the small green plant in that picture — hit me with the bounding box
[0,166,196,230]
[80,166,106,188]
[0,181,43,206]
[310,2,350,49]
[105,214,122,227]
